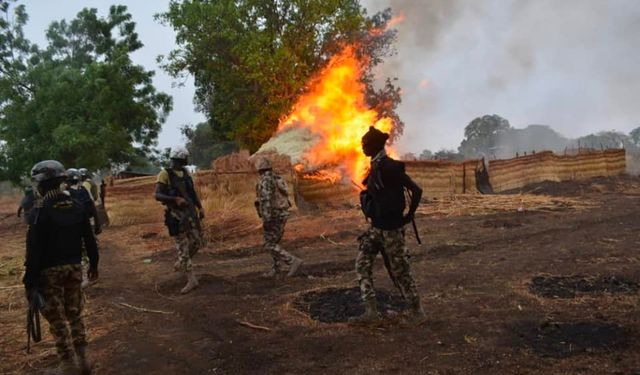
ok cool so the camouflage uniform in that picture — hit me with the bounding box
[255,170,295,272]
[356,227,420,307]
[170,208,204,273]
[39,264,86,361]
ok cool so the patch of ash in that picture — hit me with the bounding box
[510,320,631,358]
[294,287,406,323]
[529,275,639,299]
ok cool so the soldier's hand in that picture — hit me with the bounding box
[88,268,99,281]
[199,209,205,220]
[94,226,102,235]
[175,197,188,207]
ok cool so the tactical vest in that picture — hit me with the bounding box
[273,175,291,210]
[165,168,198,205]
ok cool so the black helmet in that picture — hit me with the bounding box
[31,160,67,183]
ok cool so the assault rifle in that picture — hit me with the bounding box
[26,289,44,353]
[172,184,203,234]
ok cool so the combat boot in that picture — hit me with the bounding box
[51,358,79,375]
[403,302,427,326]
[286,257,303,277]
[348,299,381,324]
[75,347,94,375]
[180,270,199,294]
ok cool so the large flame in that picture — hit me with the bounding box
[278,45,395,184]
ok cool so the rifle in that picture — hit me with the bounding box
[403,187,422,245]
[26,290,44,353]
[172,181,203,235]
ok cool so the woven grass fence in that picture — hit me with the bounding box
[488,149,626,192]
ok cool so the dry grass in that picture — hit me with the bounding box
[418,193,595,217]
[107,172,262,238]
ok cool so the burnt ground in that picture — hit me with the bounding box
[2,175,640,374]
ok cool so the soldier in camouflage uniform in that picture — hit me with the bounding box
[254,157,303,277]
[24,160,99,374]
[155,147,205,294]
[351,127,426,325]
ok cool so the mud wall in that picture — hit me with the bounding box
[488,149,626,192]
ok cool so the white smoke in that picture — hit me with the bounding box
[363,0,640,153]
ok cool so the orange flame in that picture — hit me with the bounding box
[278,45,395,183]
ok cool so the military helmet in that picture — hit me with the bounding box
[66,168,80,182]
[78,168,89,179]
[31,160,67,183]
[255,157,272,171]
[170,147,189,161]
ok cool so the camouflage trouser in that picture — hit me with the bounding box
[175,222,203,273]
[356,226,421,307]
[263,216,294,272]
[39,264,86,361]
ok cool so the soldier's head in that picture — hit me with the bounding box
[255,157,272,173]
[66,168,80,186]
[31,160,67,193]
[78,168,90,180]
[170,147,189,169]
[361,126,389,157]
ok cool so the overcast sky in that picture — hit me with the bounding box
[17,1,640,154]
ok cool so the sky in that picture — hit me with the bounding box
[16,0,640,154]
[364,0,640,153]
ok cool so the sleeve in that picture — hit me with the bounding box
[156,169,170,185]
[82,181,95,201]
[400,166,423,218]
[23,214,43,288]
[258,175,275,219]
[81,212,99,270]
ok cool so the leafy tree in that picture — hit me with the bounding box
[575,131,635,151]
[158,0,402,151]
[458,114,512,158]
[0,2,172,182]
[182,122,238,168]
[419,149,433,160]
[434,149,463,161]
[629,127,640,146]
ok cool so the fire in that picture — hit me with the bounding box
[278,45,396,184]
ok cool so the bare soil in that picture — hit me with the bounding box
[2,175,640,374]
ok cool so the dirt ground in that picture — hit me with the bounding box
[2,175,640,374]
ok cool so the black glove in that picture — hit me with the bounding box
[94,225,102,235]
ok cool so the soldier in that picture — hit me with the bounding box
[254,157,303,277]
[154,147,205,294]
[17,186,36,224]
[24,160,99,374]
[79,168,100,205]
[65,168,101,289]
[350,126,426,325]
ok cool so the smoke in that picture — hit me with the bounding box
[363,0,640,154]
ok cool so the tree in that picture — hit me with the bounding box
[158,0,402,151]
[0,2,172,182]
[575,131,635,151]
[434,149,462,161]
[419,149,433,160]
[458,114,512,158]
[182,122,237,168]
[629,127,640,147]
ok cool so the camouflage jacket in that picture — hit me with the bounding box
[255,171,291,220]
